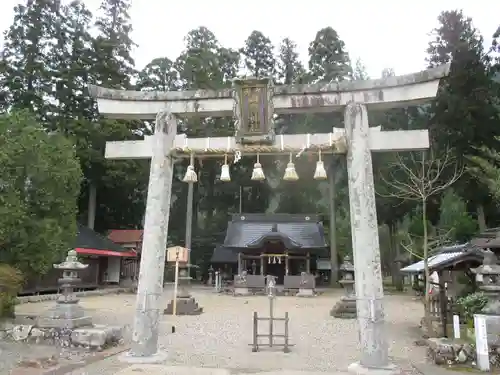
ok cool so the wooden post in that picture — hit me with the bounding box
[306,253,311,273]
[438,270,447,337]
[284,312,290,353]
[285,253,289,276]
[173,255,180,316]
[260,254,264,275]
[237,252,242,274]
[252,311,258,352]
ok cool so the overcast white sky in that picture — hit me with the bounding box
[0,0,498,78]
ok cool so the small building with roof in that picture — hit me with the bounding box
[211,213,328,284]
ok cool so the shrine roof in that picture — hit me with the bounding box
[223,214,327,250]
[211,246,238,263]
[400,243,481,273]
[75,224,136,257]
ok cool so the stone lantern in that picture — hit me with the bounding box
[331,255,357,319]
[208,266,214,286]
[471,249,500,346]
[37,249,92,328]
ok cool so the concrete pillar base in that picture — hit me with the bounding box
[119,350,168,364]
[347,362,399,375]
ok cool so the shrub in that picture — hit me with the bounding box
[456,292,488,326]
[0,264,23,319]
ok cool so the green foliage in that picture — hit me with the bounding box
[241,30,276,78]
[308,27,352,82]
[0,264,23,318]
[437,189,477,242]
[2,4,500,276]
[0,111,82,275]
[456,292,488,323]
[427,10,500,209]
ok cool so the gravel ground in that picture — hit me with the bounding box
[10,290,427,374]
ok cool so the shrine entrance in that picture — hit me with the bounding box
[89,63,450,371]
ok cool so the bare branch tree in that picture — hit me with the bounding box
[378,148,463,334]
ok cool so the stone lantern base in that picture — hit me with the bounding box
[331,296,357,319]
[164,296,203,315]
[37,302,92,329]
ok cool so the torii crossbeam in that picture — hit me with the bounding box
[89,63,450,374]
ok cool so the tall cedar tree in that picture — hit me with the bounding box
[427,10,500,223]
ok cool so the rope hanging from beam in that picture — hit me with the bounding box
[171,138,347,157]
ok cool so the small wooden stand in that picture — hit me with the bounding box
[250,277,293,353]
[164,246,203,316]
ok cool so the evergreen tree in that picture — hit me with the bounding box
[426,10,500,225]
[352,58,369,80]
[175,27,224,90]
[277,37,305,84]
[308,27,352,82]
[137,57,178,91]
[50,0,96,122]
[241,30,276,78]
[93,0,136,89]
[437,189,477,243]
[1,0,61,120]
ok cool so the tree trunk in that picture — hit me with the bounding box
[87,182,97,229]
[389,222,403,291]
[477,204,486,232]
[422,199,433,336]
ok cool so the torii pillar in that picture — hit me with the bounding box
[88,63,450,372]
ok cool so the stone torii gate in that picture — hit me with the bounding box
[89,64,449,374]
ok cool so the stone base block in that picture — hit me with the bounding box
[164,297,203,315]
[348,362,399,375]
[71,324,123,349]
[1,322,123,349]
[331,298,357,319]
[37,316,93,329]
[233,287,250,296]
[296,288,315,297]
[119,350,168,364]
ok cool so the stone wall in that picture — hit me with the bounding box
[16,287,133,305]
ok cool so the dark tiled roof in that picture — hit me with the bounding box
[471,228,500,248]
[76,224,126,252]
[211,246,238,263]
[223,213,327,249]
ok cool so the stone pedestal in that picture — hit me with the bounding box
[37,304,92,329]
[297,288,314,297]
[348,362,399,375]
[296,272,315,297]
[234,287,250,296]
[331,296,357,319]
[164,267,203,315]
[164,297,203,315]
[233,271,250,296]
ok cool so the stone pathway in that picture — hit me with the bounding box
[9,290,430,374]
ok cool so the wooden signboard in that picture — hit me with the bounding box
[167,246,189,263]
